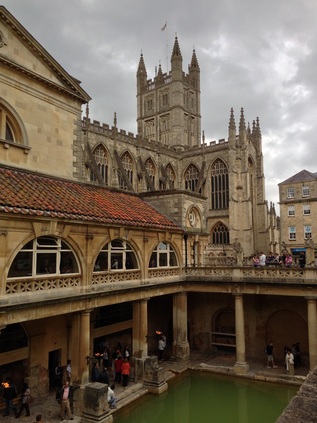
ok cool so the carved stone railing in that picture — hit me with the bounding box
[185,266,317,284]
[92,270,141,285]
[6,275,82,294]
[148,268,181,279]
[205,256,237,267]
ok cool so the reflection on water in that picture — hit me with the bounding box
[114,372,297,423]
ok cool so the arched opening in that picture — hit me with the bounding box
[211,308,236,352]
[211,158,229,209]
[8,236,80,278]
[149,242,178,268]
[94,239,139,272]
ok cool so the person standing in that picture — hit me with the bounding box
[259,252,266,266]
[285,348,295,376]
[2,377,18,417]
[298,252,306,269]
[16,382,31,418]
[66,359,72,382]
[123,345,130,361]
[265,342,277,369]
[114,355,123,383]
[158,336,165,362]
[57,381,73,421]
[121,358,131,388]
[91,362,100,382]
[54,363,62,389]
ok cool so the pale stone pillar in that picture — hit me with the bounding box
[132,299,148,358]
[307,298,317,370]
[78,310,91,385]
[172,292,190,361]
[70,313,81,383]
[233,293,249,374]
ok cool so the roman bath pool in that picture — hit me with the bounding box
[114,372,297,423]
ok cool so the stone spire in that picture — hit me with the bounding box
[171,36,182,60]
[137,52,147,94]
[155,63,164,86]
[229,107,236,131]
[189,48,200,90]
[238,107,246,146]
[189,49,199,71]
[228,108,236,146]
[171,36,183,79]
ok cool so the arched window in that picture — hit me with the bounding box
[149,242,178,268]
[145,157,155,190]
[119,152,133,190]
[94,239,138,271]
[8,236,79,278]
[212,222,230,245]
[211,159,229,209]
[0,101,25,144]
[185,164,199,192]
[166,164,175,189]
[91,144,108,184]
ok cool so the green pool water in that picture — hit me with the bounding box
[114,372,297,423]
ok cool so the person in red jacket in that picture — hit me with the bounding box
[121,358,130,387]
[114,356,123,383]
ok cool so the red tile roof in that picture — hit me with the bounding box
[0,166,181,231]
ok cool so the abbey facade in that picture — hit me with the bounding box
[80,38,278,263]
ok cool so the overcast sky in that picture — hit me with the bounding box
[3,0,317,211]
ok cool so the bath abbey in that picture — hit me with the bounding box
[1,6,317,419]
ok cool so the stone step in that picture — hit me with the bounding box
[110,383,148,413]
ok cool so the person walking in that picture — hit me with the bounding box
[121,358,131,388]
[16,382,31,418]
[265,342,277,369]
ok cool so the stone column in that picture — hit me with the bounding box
[79,309,92,385]
[172,292,190,361]
[233,293,249,374]
[307,298,317,370]
[132,299,148,359]
[70,313,81,383]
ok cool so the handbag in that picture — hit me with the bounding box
[26,395,34,404]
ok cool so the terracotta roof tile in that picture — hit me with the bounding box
[0,166,181,231]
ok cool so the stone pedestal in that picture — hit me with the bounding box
[143,356,168,394]
[81,383,113,423]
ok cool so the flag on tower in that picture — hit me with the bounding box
[161,22,167,31]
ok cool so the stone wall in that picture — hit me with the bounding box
[276,366,317,422]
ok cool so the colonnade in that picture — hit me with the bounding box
[70,293,317,383]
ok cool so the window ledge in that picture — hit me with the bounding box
[0,138,31,154]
